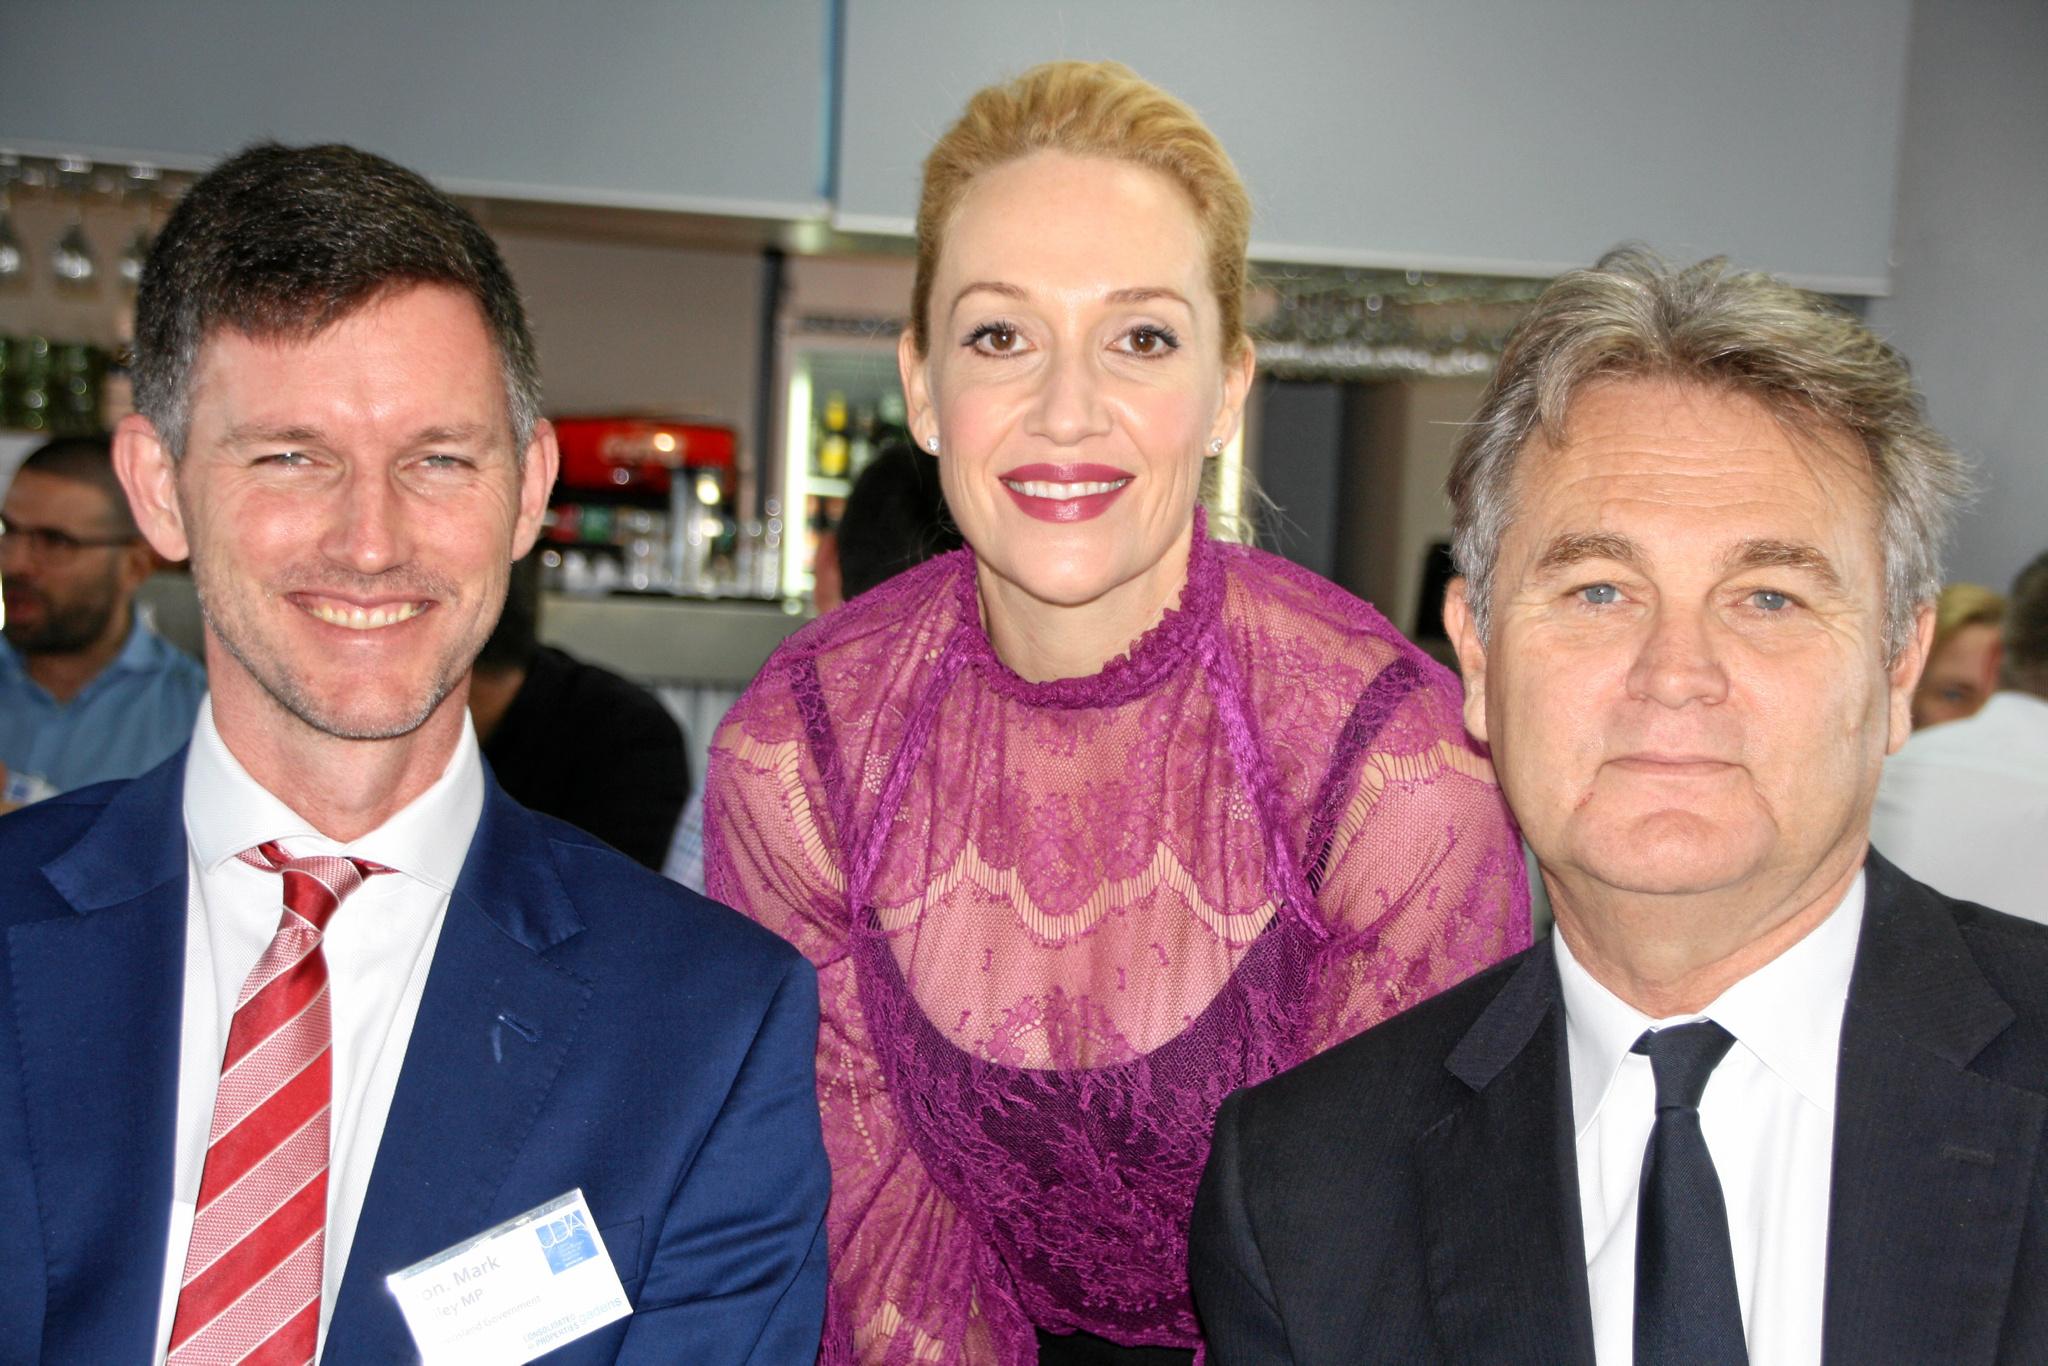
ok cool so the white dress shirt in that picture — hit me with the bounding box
[155,700,483,1360]
[1556,873,1865,1366]
[1871,691,2048,922]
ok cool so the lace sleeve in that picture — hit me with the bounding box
[704,687,1033,1365]
[1300,672,1531,1049]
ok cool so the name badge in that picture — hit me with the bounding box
[386,1188,631,1364]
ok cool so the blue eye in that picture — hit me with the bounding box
[1751,589,1790,612]
[1579,583,1620,606]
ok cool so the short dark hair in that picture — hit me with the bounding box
[476,549,543,673]
[2003,549,2048,697]
[16,434,136,536]
[133,141,541,458]
[838,440,963,599]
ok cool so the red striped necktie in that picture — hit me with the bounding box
[167,841,389,1365]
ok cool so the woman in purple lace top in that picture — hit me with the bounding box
[705,61,1530,1364]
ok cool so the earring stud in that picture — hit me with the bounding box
[1208,438,1225,455]
[926,434,940,453]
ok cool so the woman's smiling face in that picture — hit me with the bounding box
[902,150,1250,615]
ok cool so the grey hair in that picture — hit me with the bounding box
[1447,247,1970,661]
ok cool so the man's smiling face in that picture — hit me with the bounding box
[162,283,552,741]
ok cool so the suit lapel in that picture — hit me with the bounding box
[1418,942,1598,1365]
[327,785,594,1356]
[9,756,190,1360]
[1823,855,2045,1364]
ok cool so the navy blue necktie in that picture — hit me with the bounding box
[1633,1020,1748,1365]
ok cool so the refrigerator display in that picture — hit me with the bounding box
[775,334,910,600]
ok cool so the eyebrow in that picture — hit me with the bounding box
[1719,538,1847,593]
[1104,286,1192,310]
[1532,531,1649,577]
[950,281,1028,313]
[219,422,495,448]
[1531,531,1849,594]
[947,281,1194,313]
[220,422,326,447]
[409,423,494,446]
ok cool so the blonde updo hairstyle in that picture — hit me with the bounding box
[908,60,1253,364]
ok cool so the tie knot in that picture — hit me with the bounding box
[237,840,391,931]
[1632,1019,1736,1110]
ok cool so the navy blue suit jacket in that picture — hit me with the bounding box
[0,750,829,1363]
[1191,853,2048,1364]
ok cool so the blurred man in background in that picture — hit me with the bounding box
[831,438,963,603]
[469,551,691,870]
[0,435,204,809]
[1874,549,2048,921]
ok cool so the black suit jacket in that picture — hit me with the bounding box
[1189,853,2048,1364]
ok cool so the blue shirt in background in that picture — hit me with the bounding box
[0,612,206,801]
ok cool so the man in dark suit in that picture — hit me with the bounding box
[0,143,829,1363]
[1190,249,2048,1364]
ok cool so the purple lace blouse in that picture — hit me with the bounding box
[705,516,1529,1362]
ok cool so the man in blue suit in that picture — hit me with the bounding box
[0,143,829,1363]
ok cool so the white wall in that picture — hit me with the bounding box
[0,0,829,217]
[491,231,765,456]
[836,0,1913,288]
[1866,0,2048,592]
[1333,378,1487,635]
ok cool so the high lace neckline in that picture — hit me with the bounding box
[951,507,1222,710]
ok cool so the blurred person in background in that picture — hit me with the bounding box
[470,551,691,869]
[0,434,204,810]
[706,60,1527,1365]
[830,437,965,606]
[1874,549,2048,921]
[1911,580,2005,728]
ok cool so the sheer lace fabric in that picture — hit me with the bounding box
[707,518,1529,1362]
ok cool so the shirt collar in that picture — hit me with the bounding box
[108,609,162,674]
[1556,870,1865,1133]
[182,696,485,893]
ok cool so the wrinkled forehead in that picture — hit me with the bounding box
[1510,378,1886,578]
[186,284,515,435]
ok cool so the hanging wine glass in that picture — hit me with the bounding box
[118,164,160,288]
[0,155,23,282]
[50,157,96,286]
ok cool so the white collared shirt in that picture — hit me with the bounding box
[155,699,483,1361]
[1872,691,2048,922]
[1556,872,1865,1366]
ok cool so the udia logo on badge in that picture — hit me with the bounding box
[386,1188,631,1365]
[538,1208,599,1273]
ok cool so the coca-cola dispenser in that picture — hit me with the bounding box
[543,416,760,597]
